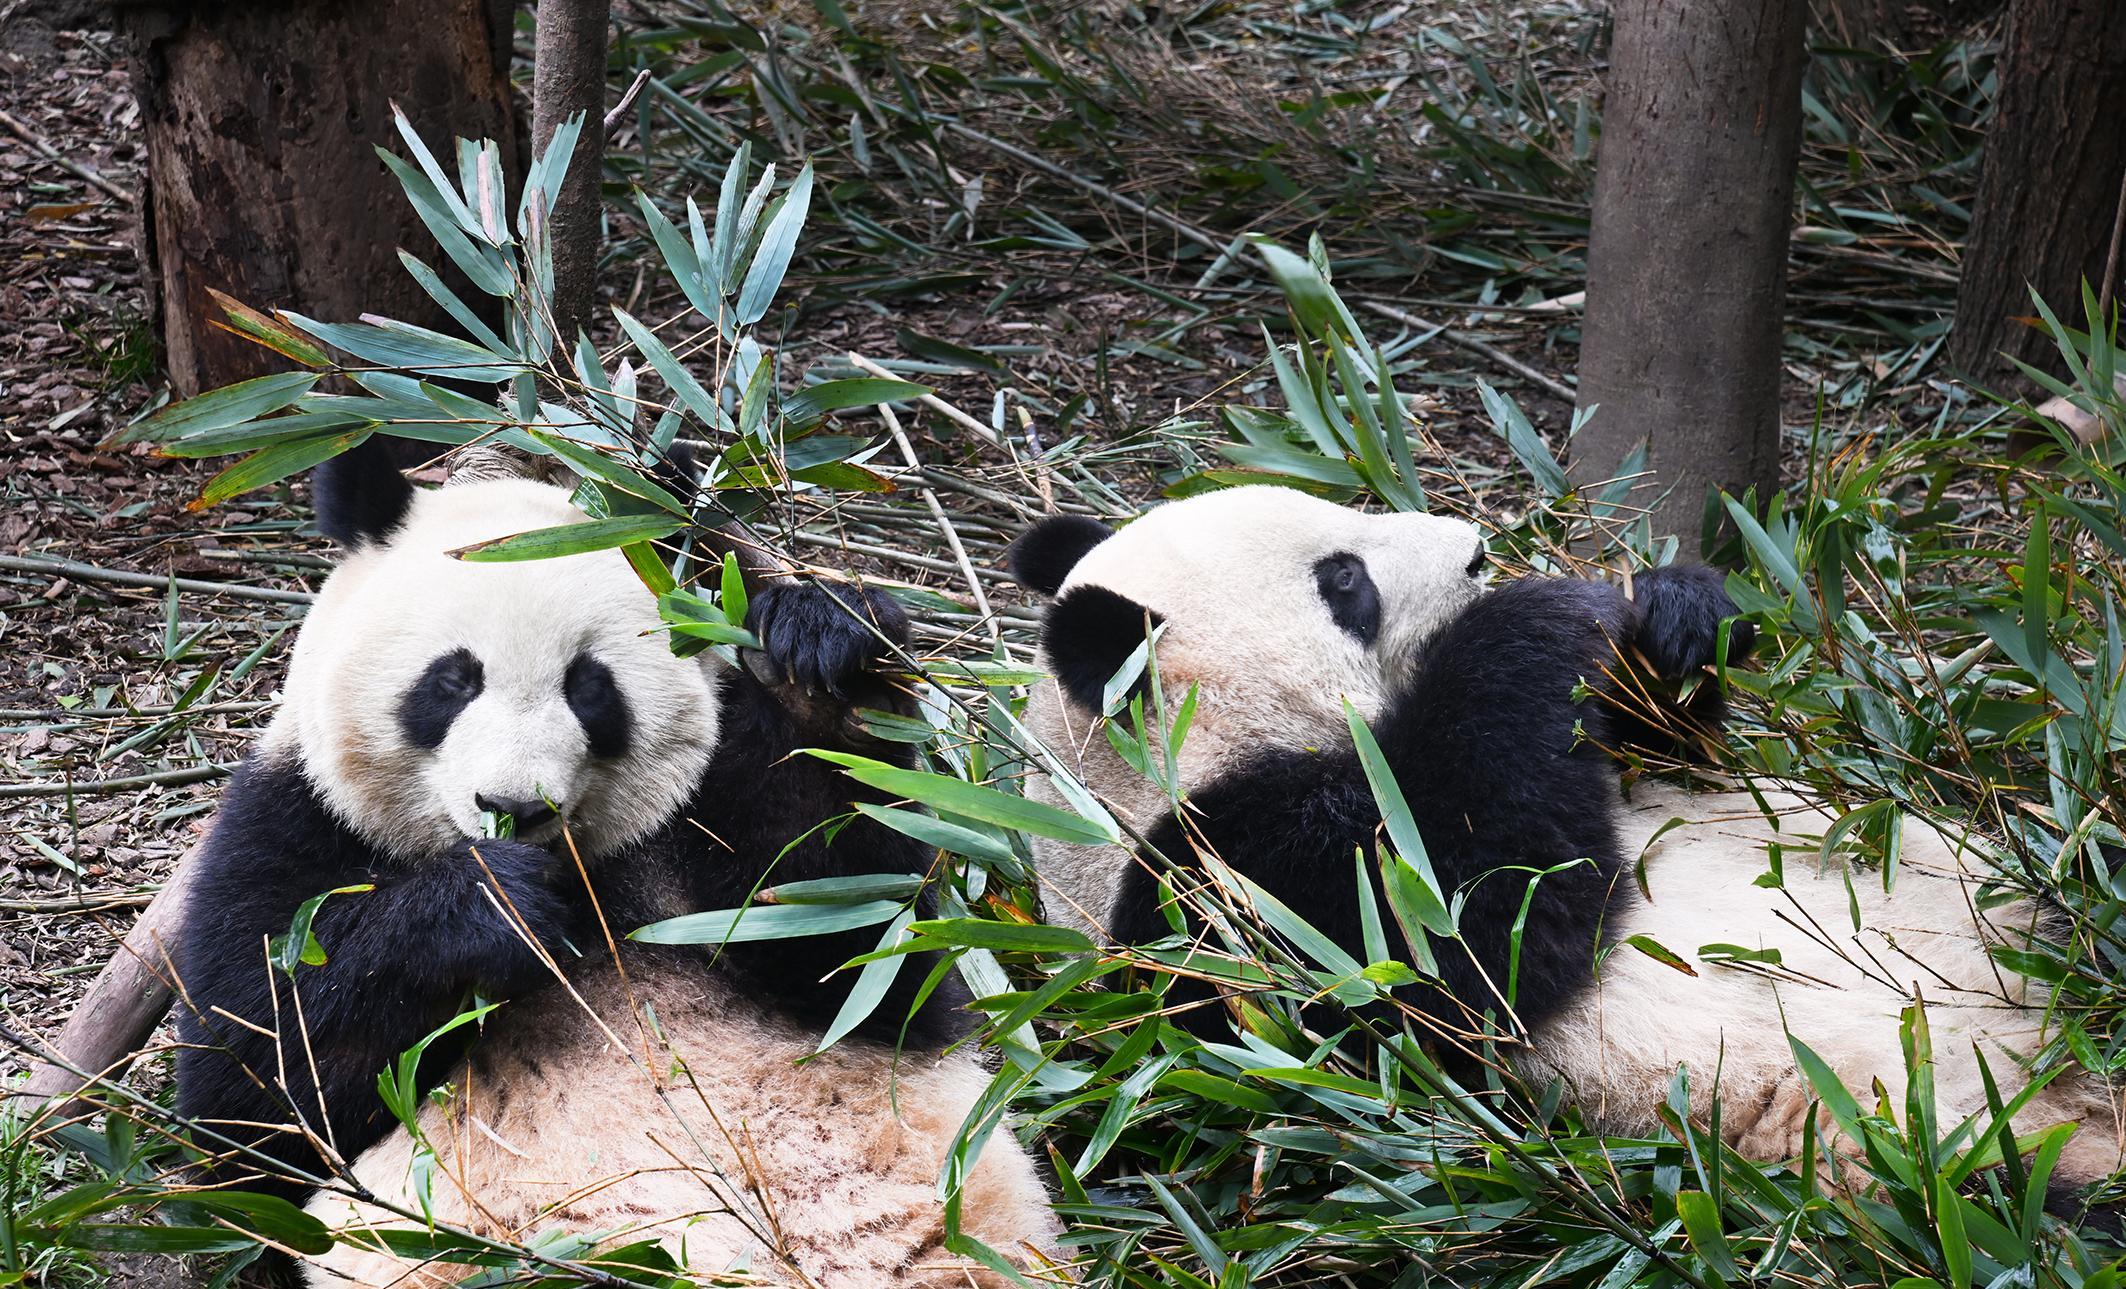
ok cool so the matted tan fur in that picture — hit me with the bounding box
[1020,487,2122,1189]
[305,955,1062,1286]
[1549,781,2122,1183]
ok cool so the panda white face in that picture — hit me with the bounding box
[269,478,723,861]
[1032,487,1489,729]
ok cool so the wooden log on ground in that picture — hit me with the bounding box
[14,856,196,1112]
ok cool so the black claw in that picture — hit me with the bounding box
[746,580,907,698]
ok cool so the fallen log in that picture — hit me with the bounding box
[15,856,196,1112]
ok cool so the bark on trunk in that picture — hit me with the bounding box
[1949,0,2126,385]
[124,0,518,397]
[531,0,609,347]
[1572,0,1808,546]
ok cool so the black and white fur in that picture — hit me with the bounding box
[1010,486,2122,1217]
[176,441,1057,1285]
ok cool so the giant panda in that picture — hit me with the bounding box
[174,441,1059,1285]
[1006,484,2123,1219]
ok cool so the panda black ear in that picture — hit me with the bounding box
[313,437,415,549]
[1007,514,1113,597]
[1045,585,1162,712]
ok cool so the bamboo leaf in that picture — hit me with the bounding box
[452,514,681,562]
[736,163,814,325]
[805,751,1120,846]
[192,428,373,510]
[113,371,320,446]
[631,899,902,945]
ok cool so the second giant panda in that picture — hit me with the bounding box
[1006,484,2122,1219]
[176,442,1058,1286]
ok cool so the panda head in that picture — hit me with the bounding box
[268,445,722,861]
[1010,486,1489,737]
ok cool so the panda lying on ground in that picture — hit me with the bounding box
[1008,484,2123,1224]
[176,441,1057,1286]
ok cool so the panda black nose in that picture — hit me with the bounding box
[474,794,558,830]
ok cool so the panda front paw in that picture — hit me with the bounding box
[746,580,910,699]
[1630,565,1755,678]
[445,837,582,992]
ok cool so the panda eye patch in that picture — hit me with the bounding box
[399,648,484,749]
[1313,552,1381,644]
[565,654,633,759]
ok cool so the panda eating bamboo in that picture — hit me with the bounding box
[1008,485,2123,1226]
[174,440,1059,1286]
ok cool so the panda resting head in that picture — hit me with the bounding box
[1012,486,1489,737]
[271,455,722,862]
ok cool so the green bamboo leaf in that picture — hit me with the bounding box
[631,899,902,945]
[1344,702,1453,936]
[527,428,688,515]
[1722,496,1804,597]
[1935,1175,1972,1287]
[853,803,1017,865]
[156,410,373,459]
[398,250,510,354]
[612,307,718,424]
[208,289,329,366]
[1479,380,1568,498]
[805,750,1120,846]
[1622,934,1698,975]
[763,873,924,904]
[1251,239,1344,338]
[782,377,930,425]
[377,151,514,297]
[908,919,1093,953]
[113,371,320,446]
[451,514,682,562]
[2022,506,2051,672]
[193,428,373,509]
[281,313,523,383]
[736,164,814,325]
[1676,1190,1738,1282]
[815,908,916,1053]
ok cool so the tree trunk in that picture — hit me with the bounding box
[124,0,518,397]
[1572,0,1808,546]
[531,0,610,347]
[1949,0,2126,385]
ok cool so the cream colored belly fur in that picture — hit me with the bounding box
[1523,782,2121,1184]
[303,956,1060,1287]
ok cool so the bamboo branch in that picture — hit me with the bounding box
[0,554,315,605]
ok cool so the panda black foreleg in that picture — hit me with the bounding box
[1611,564,1753,756]
[178,829,584,1194]
[1370,578,1638,1030]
